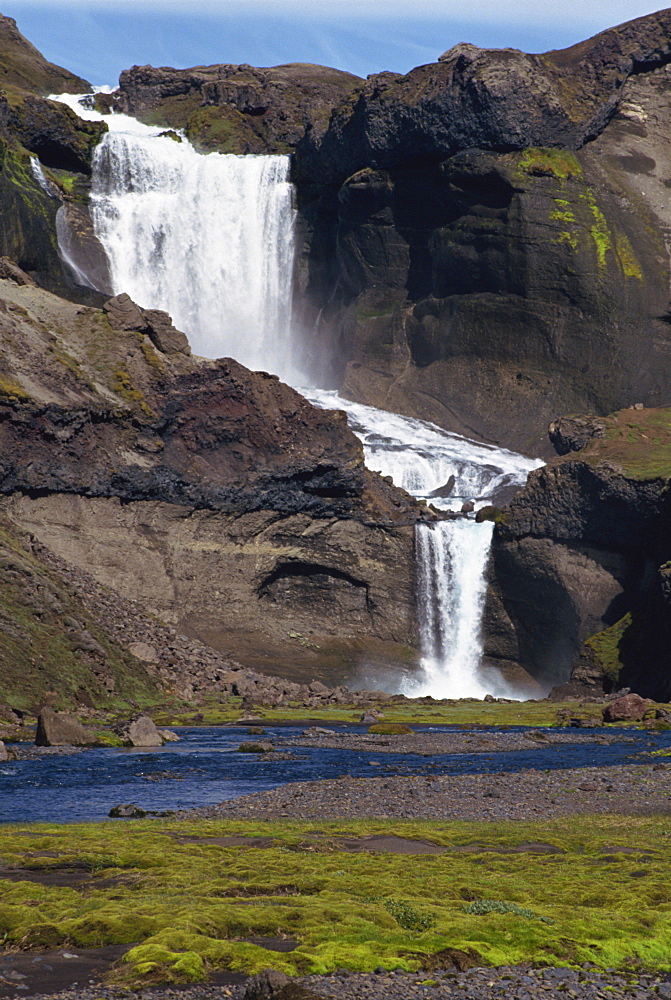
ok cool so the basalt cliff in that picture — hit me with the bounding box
[481,407,671,700]
[2,10,671,705]
[111,8,671,455]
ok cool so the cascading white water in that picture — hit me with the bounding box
[304,389,542,697]
[50,92,296,375]
[48,92,543,699]
[91,137,295,372]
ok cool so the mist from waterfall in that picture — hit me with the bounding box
[48,92,544,700]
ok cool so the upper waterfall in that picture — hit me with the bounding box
[50,92,296,376]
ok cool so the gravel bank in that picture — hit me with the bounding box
[187,762,671,821]
[7,964,671,1000]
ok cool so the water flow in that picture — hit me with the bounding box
[48,93,543,699]
[304,389,542,697]
[50,93,296,375]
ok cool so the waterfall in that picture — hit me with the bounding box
[48,92,543,699]
[410,520,496,698]
[91,136,295,372]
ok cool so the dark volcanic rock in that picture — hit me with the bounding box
[0,277,426,684]
[482,406,671,699]
[116,62,362,155]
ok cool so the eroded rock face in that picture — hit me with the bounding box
[116,62,362,154]
[482,406,671,699]
[0,277,424,685]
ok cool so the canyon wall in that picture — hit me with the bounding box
[0,276,425,690]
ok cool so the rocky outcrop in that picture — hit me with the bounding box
[482,405,671,699]
[35,707,91,746]
[115,62,362,154]
[0,276,426,687]
[0,15,106,296]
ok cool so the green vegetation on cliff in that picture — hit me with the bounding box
[0,516,160,713]
[572,407,671,480]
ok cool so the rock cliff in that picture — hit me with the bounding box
[0,14,106,296]
[0,273,426,688]
[104,8,671,453]
[482,406,671,699]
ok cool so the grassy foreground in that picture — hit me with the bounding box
[1,815,671,985]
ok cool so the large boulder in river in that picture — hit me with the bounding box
[0,741,8,760]
[35,708,91,746]
[115,715,164,747]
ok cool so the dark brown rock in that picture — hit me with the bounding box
[243,969,291,999]
[603,693,652,722]
[549,416,607,456]
[35,707,90,746]
[0,256,37,286]
[143,309,191,355]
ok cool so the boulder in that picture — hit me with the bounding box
[144,309,191,355]
[0,740,8,760]
[109,803,147,818]
[243,969,291,999]
[103,292,146,332]
[157,728,180,742]
[0,256,37,287]
[602,693,652,723]
[35,708,91,746]
[238,741,274,753]
[115,714,164,747]
[127,641,160,663]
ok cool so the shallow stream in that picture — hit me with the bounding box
[2,724,670,824]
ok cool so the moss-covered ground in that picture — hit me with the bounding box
[148,695,669,731]
[1,815,670,985]
[569,406,671,480]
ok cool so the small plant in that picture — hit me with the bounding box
[384,898,435,931]
[464,899,554,924]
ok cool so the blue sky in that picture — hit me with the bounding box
[4,1,666,88]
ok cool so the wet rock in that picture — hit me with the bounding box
[239,741,274,753]
[157,728,180,742]
[115,714,164,747]
[243,968,291,999]
[603,693,653,722]
[109,803,147,818]
[35,708,91,747]
[0,740,8,760]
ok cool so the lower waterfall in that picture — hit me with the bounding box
[49,91,543,698]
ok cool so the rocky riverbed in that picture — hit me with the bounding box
[188,761,671,822]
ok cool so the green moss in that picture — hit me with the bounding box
[185,107,256,154]
[2,815,671,985]
[112,367,155,419]
[517,148,583,181]
[367,723,414,735]
[583,614,632,683]
[474,506,507,526]
[0,377,30,402]
[615,232,643,280]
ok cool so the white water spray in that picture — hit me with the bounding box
[48,92,543,698]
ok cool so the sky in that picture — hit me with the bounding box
[3,0,668,89]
